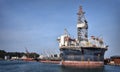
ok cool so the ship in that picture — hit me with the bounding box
[57,6,108,68]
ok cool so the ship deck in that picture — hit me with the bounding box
[60,46,108,50]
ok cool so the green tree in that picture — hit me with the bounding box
[0,50,6,59]
[28,53,39,58]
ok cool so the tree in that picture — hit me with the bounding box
[0,50,6,59]
[28,53,39,58]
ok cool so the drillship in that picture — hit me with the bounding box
[57,6,108,68]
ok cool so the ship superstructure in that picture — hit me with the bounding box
[57,6,108,68]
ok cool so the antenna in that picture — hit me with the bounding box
[64,28,70,36]
[25,47,29,58]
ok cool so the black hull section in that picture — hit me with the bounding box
[60,47,107,61]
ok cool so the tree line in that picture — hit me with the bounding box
[0,50,39,60]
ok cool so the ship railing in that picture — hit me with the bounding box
[59,46,81,50]
[59,45,108,49]
[81,45,108,50]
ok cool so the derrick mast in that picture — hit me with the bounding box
[77,6,88,44]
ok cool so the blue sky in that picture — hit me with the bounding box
[0,0,120,57]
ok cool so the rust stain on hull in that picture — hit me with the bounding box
[61,61,104,68]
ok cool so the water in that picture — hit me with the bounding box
[0,60,120,72]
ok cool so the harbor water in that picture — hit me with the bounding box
[0,61,120,72]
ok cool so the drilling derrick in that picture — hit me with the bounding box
[77,6,88,44]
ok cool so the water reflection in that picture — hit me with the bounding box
[60,66,104,72]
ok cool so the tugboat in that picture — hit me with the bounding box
[57,6,108,68]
